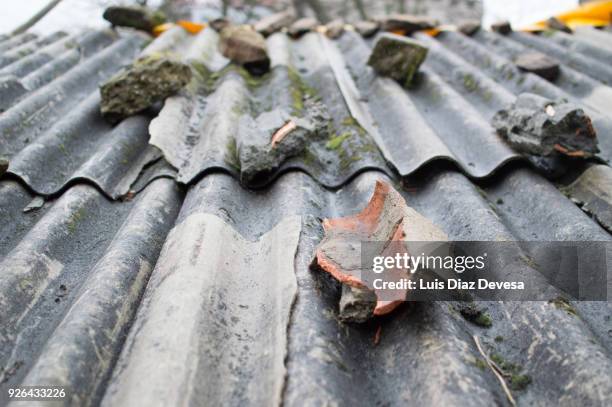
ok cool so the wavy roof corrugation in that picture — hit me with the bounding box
[0,29,172,199]
[1,15,612,407]
[0,166,610,406]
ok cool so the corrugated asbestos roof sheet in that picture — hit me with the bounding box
[1,10,612,407]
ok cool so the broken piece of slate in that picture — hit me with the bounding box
[514,52,560,81]
[380,14,437,35]
[312,180,447,322]
[492,93,598,157]
[100,54,192,123]
[238,98,330,186]
[219,25,270,75]
[103,5,166,32]
[368,33,428,87]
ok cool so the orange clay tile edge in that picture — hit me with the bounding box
[177,20,206,34]
[318,180,407,316]
[323,180,390,234]
[271,120,297,148]
[152,21,206,37]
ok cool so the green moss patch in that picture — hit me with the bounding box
[549,296,578,316]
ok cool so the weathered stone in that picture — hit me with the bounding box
[219,25,270,75]
[209,18,230,32]
[0,157,8,176]
[103,6,166,32]
[325,19,345,39]
[458,21,480,36]
[354,20,380,38]
[367,33,428,87]
[491,20,512,35]
[547,17,572,33]
[380,14,437,34]
[254,10,295,36]
[287,17,318,38]
[514,52,560,81]
[339,284,377,323]
[238,98,330,186]
[100,54,192,123]
[492,93,599,157]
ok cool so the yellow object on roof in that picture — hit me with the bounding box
[152,22,175,36]
[555,0,612,26]
[177,20,206,34]
[525,0,612,30]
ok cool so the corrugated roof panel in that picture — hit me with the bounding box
[0,31,67,69]
[150,27,612,189]
[0,178,182,405]
[1,7,612,405]
[0,31,164,199]
[0,162,611,405]
[337,31,520,177]
[0,32,38,54]
[149,29,391,188]
[0,29,117,110]
[431,30,612,163]
[102,214,300,407]
[94,170,610,404]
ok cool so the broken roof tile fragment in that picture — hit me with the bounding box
[367,33,428,87]
[312,180,447,320]
[492,93,599,158]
